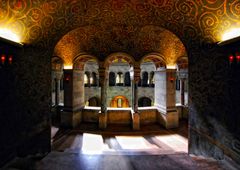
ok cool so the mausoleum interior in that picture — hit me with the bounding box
[0,0,240,169]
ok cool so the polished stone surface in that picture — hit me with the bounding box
[3,121,239,170]
[37,152,198,170]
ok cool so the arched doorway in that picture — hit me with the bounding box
[88,97,100,107]
[138,97,152,107]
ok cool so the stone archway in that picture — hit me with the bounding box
[138,97,152,107]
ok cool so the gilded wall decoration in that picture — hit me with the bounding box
[0,0,239,48]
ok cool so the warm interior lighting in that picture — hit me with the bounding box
[64,65,73,69]
[229,55,234,63]
[65,75,70,81]
[0,28,22,44]
[1,55,6,64]
[8,55,13,64]
[166,65,176,69]
[237,55,240,63]
[222,28,240,41]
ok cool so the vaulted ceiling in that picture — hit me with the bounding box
[0,0,239,63]
[53,25,186,65]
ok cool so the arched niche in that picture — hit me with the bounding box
[110,96,129,108]
[88,97,100,107]
[138,97,152,107]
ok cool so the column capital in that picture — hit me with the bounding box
[133,65,141,83]
[53,70,63,80]
[177,70,188,79]
[73,61,85,71]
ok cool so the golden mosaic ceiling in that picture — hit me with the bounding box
[53,25,186,65]
[1,0,240,62]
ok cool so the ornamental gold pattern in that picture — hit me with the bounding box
[0,0,239,63]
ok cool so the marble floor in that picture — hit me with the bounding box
[52,124,188,155]
[3,121,239,170]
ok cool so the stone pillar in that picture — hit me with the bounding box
[155,68,178,129]
[61,69,84,128]
[98,66,108,129]
[132,65,140,130]
[87,73,91,87]
[180,78,185,106]
[54,71,63,106]
[123,72,126,86]
[178,69,188,118]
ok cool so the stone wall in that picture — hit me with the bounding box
[107,108,132,125]
[107,86,132,107]
[138,108,158,124]
[154,69,167,112]
[82,107,100,123]
[0,41,51,166]
[188,42,240,163]
[84,87,101,104]
[138,87,154,105]
[53,83,180,108]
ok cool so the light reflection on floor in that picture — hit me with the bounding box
[154,134,188,152]
[82,133,110,154]
[42,123,232,170]
[53,131,188,155]
[115,136,159,150]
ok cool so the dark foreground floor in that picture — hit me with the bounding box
[37,152,199,170]
[3,121,239,170]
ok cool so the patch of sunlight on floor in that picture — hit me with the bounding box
[82,133,110,154]
[155,134,188,152]
[116,136,159,150]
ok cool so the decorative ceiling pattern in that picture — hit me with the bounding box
[0,0,240,61]
[54,25,186,65]
[142,54,166,68]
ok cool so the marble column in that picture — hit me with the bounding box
[61,69,85,128]
[155,68,178,129]
[98,66,108,129]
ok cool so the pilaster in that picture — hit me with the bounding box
[155,68,178,128]
[61,69,84,128]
